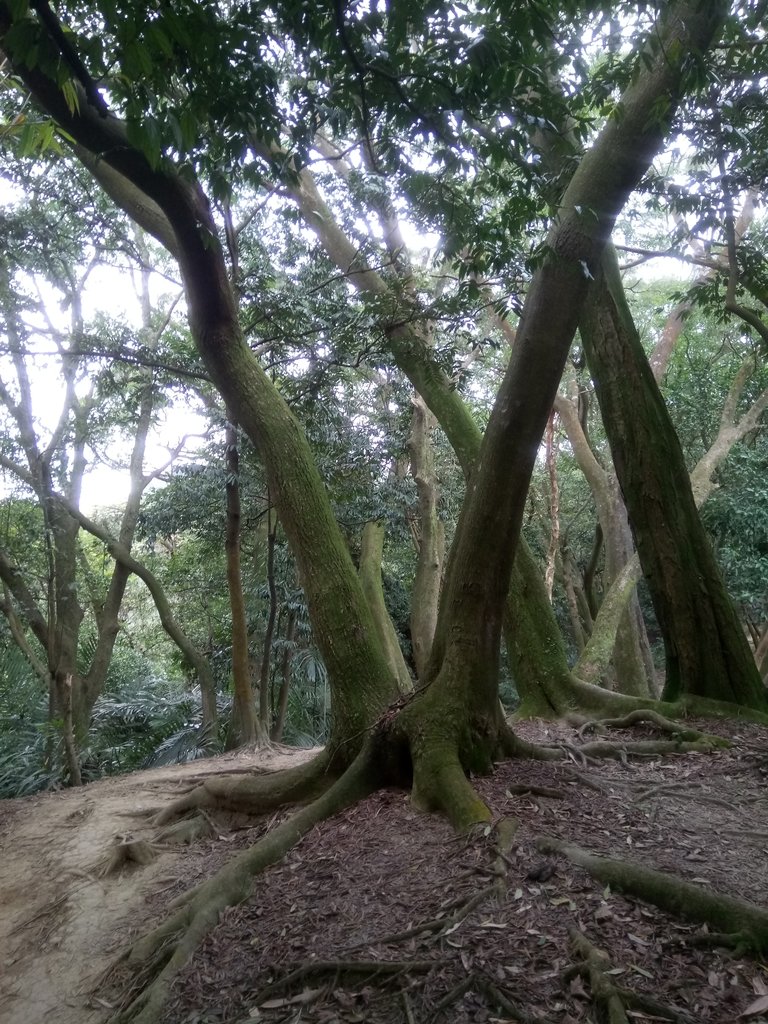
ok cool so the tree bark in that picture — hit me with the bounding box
[225,418,265,746]
[554,393,653,696]
[358,521,412,694]
[580,245,767,709]
[256,505,280,730]
[407,396,444,678]
[271,608,297,742]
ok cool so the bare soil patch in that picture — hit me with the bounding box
[0,745,317,1024]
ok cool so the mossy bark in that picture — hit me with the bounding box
[225,419,265,747]
[581,246,767,711]
[539,836,768,955]
[554,393,652,696]
[358,521,413,694]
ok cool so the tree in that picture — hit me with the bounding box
[0,172,223,776]
[3,1,764,1020]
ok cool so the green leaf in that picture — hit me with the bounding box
[61,79,80,116]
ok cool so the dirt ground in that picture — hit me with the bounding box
[2,720,768,1024]
[0,744,318,1024]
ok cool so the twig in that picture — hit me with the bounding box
[506,784,564,799]
[479,977,556,1024]
[402,988,416,1024]
[255,959,438,1005]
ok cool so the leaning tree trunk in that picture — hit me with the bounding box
[358,521,413,694]
[394,0,731,827]
[580,245,767,710]
[284,145,581,706]
[0,17,402,767]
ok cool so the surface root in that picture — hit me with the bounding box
[96,837,158,878]
[537,835,768,956]
[109,752,378,1024]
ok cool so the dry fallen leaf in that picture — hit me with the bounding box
[740,994,768,1018]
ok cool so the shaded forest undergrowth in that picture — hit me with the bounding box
[3,721,768,1024]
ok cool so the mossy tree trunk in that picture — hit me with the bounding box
[0,16,402,767]
[574,348,768,691]
[554,393,653,697]
[225,418,266,747]
[271,607,297,742]
[257,502,279,730]
[283,140,581,705]
[358,521,413,694]
[393,0,731,824]
[580,245,767,710]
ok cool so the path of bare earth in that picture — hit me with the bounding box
[0,745,316,1024]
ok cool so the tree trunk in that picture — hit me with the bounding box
[271,608,297,742]
[575,349,768,689]
[559,546,588,654]
[257,504,279,730]
[225,418,265,746]
[580,245,767,710]
[407,396,444,678]
[0,0,729,803]
[358,521,413,694]
[554,393,653,696]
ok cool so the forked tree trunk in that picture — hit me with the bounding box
[395,0,730,825]
[580,246,767,710]
[283,145,580,702]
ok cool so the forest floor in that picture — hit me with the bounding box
[2,719,768,1024]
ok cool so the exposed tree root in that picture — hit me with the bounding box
[567,928,695,1024]
[97,838,158,878]
[150,748,337,825]
[345,818,519,953]
[537,835,768,956]
[254,957,438,1009]
[576,737,722,759]
[568,928,630,1024]
[521,675,768,727]
[510,732,725,765]
[109,752,378,1024]
[432,971,556,1024]
[505,784,564,799]
[575,708,725,744]
[633,781,735,810]
[107,705,744,1023]
[154,813,215,845]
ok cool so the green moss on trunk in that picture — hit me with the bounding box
[581,246,767,711]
